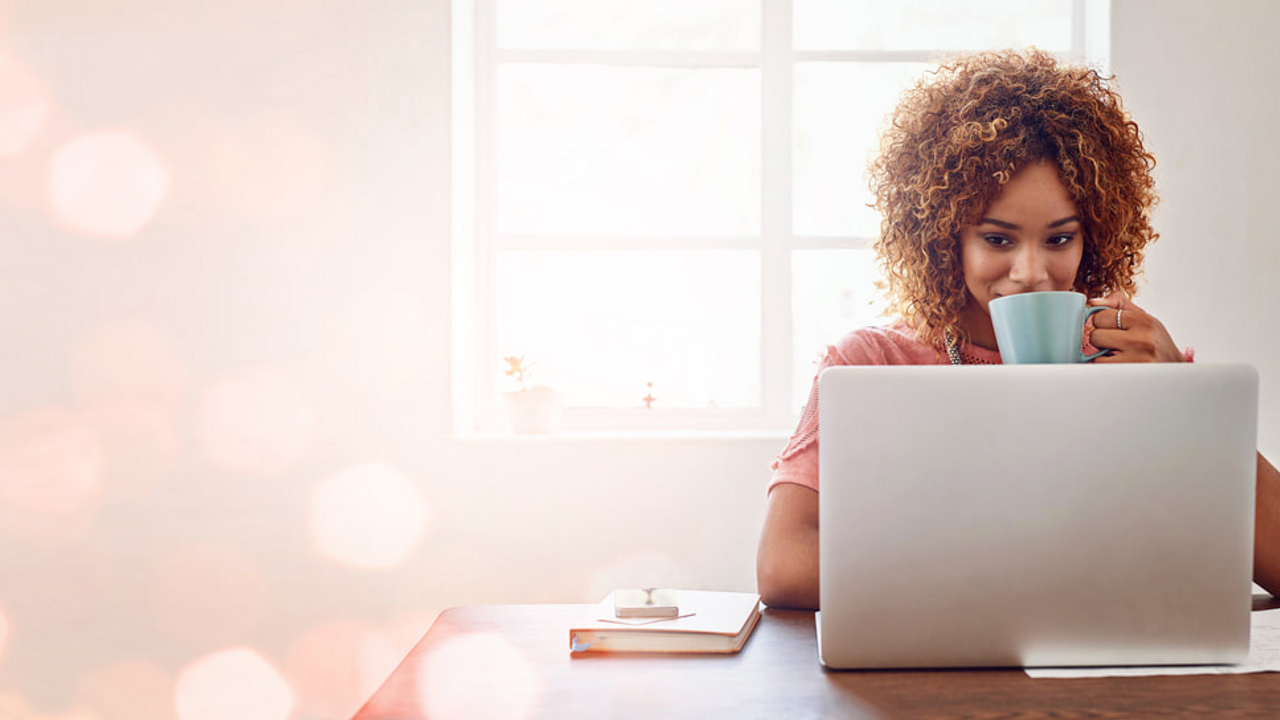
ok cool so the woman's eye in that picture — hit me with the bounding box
[1047,234,1075,247]
[983,235,1012,247]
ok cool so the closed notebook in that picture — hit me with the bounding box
[569,590,762,654]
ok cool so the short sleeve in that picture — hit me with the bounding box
[771,344,842,470]
[765,324,935,495]
[768,441,819,494]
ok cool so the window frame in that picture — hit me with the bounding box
[453,0,1110,434]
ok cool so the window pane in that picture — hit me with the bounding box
[794,0,1074,51]
[791,249,889,413]
[793,62,929,237]
[495,0,760,51]
[496,65,760,236]
[497,250,760,408]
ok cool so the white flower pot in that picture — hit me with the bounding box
[502,386,562,434]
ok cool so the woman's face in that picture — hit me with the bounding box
[958,161,1084,347]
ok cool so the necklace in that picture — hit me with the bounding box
[945,333,962,366]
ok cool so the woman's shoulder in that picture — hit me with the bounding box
[826,322,941,366]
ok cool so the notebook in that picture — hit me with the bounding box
[569,589,761,654]
[816,363,1258,669]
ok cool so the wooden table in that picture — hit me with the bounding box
[353,598,1280,719]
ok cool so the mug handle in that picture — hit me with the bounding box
[1080,305,1111,362]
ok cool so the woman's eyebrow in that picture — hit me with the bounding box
[977,215,1080,230]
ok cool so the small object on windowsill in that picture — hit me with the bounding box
[614,587,678,618]
[501,354,561,433]
[642,381,656,409]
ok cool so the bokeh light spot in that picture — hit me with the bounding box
[285,619,402,719]
[175,647,293,720]
[78,395,179,500]
[310,462,427,570]
[0,406,103,513]
[197,366,314,477]
[47,128,169,239]
[0,53,52,158]
[419,632,540,720]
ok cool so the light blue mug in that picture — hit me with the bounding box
[990,291,1108,364]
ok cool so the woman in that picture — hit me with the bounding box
[756,48,1280,610]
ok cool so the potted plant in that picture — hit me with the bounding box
[501,355,562,434]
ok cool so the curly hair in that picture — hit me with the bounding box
[869,48,1158,351]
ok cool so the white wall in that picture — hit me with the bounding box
[0,2,1275,719]
[1112,0,1280,457]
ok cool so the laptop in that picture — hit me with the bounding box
[816,363,1258,669]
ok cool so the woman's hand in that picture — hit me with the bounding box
[1087,291,1187,363]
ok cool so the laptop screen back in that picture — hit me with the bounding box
[817,363,1257,669]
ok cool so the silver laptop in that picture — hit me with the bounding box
[817,363,1258,669]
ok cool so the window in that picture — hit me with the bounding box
[454,0,1109,433]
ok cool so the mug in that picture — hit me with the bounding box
[990,291,1108,364]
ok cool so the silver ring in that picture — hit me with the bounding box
[1115,309,1124,330]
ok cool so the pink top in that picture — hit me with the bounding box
[767,323,1193,494]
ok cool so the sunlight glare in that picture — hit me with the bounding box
[47,128,169,239]
[0,53,52,158]
[497,250,759,407]
[497,65,758,236]
[196,366,314,477]
[494,0,759,51]
[174,647,293,720]
[310,462,427,570]
[419,632,540,720]
[0,406,102,513]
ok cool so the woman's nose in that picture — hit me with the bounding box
[1008,245,1051,287]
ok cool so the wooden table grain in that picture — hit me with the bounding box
[352,598,1280,720]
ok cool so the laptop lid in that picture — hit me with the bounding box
[817,363,1257,669]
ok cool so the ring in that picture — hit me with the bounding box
[1115,309,1124,330]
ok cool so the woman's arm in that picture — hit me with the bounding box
[1254,453,1280,595]
[756,483,820,609]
